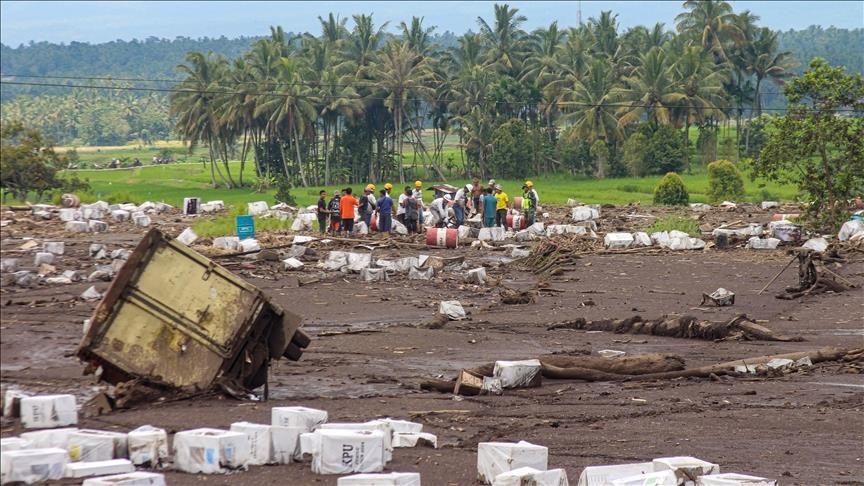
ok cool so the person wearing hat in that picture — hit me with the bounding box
[522,180,538,226]
[359,184,377,230]
[327,189,342,233]
[412,180,425,233]
[452,183,470,227]
[430,192,450,228]
[376,188,393,233]
[494,184,509,228]
[384,182,393,197]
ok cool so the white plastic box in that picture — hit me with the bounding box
[695,473,776,485]
[271,406,328,430]
[19,428,78,449]
[338,472,422,485]
[493,467,569,486]
[576,462,654,486]
[604,232,634,249]
[300,429,386,475]
[271,425,306,464]
[230,421,272,466]
[653,457,720,485]
[127,425,168,467]
[477,441,549,484]
[19,395,77,429]
[67,429,128,462]
[172,428,250,474]
[1,447,68,484]
[64,458,135,478]
[81,471,167,486]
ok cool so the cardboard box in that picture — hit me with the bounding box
[477,441,548,484]
[172,428,250,473]
[19,395,77,429]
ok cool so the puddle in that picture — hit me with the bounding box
[805,382,864,389]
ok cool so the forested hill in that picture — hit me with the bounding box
[0,27,859,100]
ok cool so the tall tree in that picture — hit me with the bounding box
[675,0,741,63]
[476,3,527,76]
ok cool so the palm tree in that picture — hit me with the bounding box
[521,22,565,139]
[399,16,436,56]
[746,27,797,117]
[675,0,741,63]
[614,47,680,127]
[476,4,527,76]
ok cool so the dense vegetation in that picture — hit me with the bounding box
[1,2,861,193]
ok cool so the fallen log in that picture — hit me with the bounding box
[547,314,803,342]
[626,346,856,382]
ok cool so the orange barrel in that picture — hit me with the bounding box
[506,213,527,230]
[61,193,81,208]
[512,197,524,210]
[426,227,458,248]
[772,213,800,221]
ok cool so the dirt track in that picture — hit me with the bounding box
[1,203,862,485]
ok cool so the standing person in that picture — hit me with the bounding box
[316,190,329,233]
[384,182,393,197]
[523,180,538,226]
[452,184,470,227]
[396,186,408,226]
[471,178,483,217]
[482,187,497,228]
[412,180,425,233]
[340,187,359,234]
[359,184,377,229]
[402,186,419,233]
[376,188,393,233]
[328,190,341,233]
[494,185,509,228]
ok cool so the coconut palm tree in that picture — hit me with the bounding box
[746,27,797,117]
[675,0,741,63]
[399,16,436,56]
[614,46,680,127]
[476,3,527,76]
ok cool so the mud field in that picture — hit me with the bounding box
[1,203,862,485]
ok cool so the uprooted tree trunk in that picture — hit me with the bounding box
[777,250,855,300]
[547,314,803,342]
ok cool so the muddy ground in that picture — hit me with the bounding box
[1,203,862,485]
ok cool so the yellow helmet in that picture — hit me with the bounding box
[384,182,393,191]
[414,180,422,188]
[525,180,534,188]
[366,183,376,191]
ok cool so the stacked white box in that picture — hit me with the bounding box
[20,428,78,449]
[19,395,77,429]
[337,472,422,485]
[1,447,68,484]
[230,422,272,466]
[576,462,654,486]
[67,429,128,462]
[653,457,720,484]
[695,473,776,486]
[0,437,31,453]
[172,428,250,474]
[493,467,569,486]
[380,418,423,434]
[271,406,329,430]
[301,429,386,475]
[81,471,167,486]
[319,420,393,461]
[64,458,135,478]
[271,425,305,464]
[477,441,548,484]
[609,470,678,486]
[127,425,168,467]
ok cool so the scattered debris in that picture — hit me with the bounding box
[701,288,735,307]
[439,301,467,320]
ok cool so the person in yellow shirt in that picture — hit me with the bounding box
[494,184,509,228]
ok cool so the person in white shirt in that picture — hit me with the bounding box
[429,193,451,228]
[452,184,470,227]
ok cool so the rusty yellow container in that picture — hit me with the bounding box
[78,228,307,392]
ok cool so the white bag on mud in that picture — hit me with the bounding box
[291,213,317,232]
[355,221,369,235]
[360,268,388,282]
[408,266,435,280]
[393,220,409,235]
[172,428,250,474]
[247,201,269,216]
[478,227,505,242]
[838,220,864,241]
[439,300,467,320]
[493,360,541,388]
[576,462,654,486]
[477,441,548,484]
[1,448,68,484]
[303,429,386,475]
[493,467,569,486]
[127,425,168,467]
[800,237,828,253]
[229,422,272,466]
[465,267,487,285]
[67,429,128,462]
[633,232,652,247]
[696,473,777,485]
[458,225,473,240]
[337,472,421,485]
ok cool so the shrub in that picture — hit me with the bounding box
[645,216,701,236]
[274,177,298,206]
[707,159,745,202]
[644,125,685,175]
[653,172,690,206]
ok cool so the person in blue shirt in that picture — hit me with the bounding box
[376,189,393,233]
[482,187,497,228]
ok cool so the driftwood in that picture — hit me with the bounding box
[547,314,803,342]
[777,251,855,299]
[626,346,856,381]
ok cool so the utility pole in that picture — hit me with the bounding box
[577,0,582,26]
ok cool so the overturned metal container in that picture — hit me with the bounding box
[77,228,310,394]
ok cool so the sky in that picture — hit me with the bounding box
[1,1,862,46]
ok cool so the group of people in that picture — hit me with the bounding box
[314,178,539,234]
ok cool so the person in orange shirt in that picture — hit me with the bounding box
[339,187,359,234]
